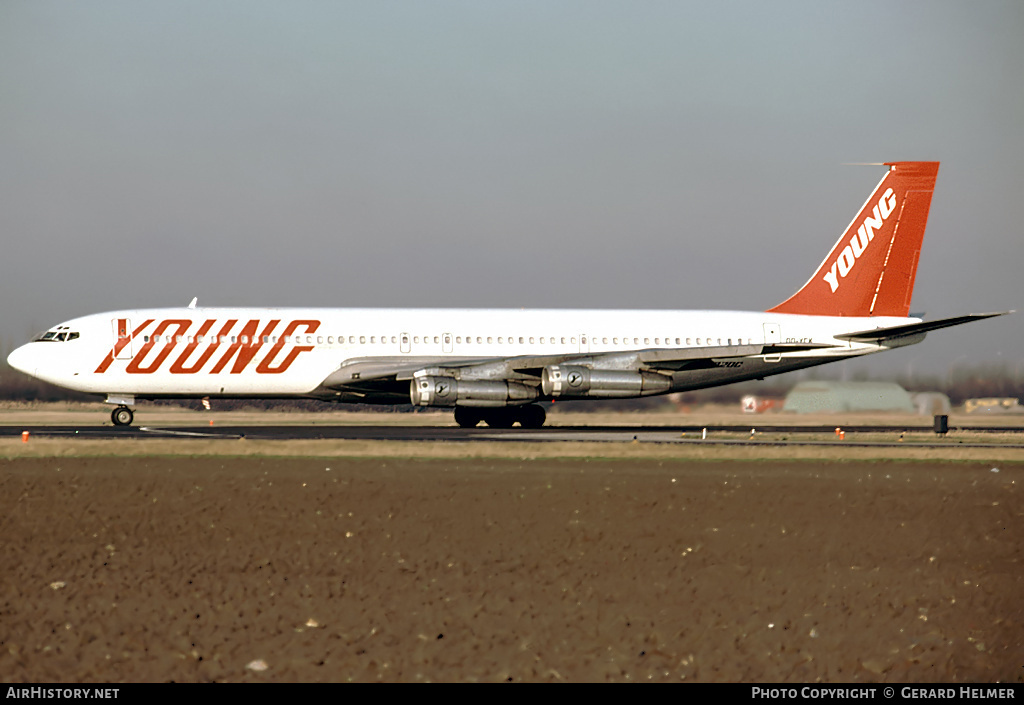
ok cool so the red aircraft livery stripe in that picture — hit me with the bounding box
[95,319,321,375]
[94,319,154,373]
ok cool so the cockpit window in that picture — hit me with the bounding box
[33,327,80,342]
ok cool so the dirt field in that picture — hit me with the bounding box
[1,453,1021,683]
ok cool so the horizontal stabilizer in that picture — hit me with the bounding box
[835,311,1013,342]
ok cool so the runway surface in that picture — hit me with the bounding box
[2,423,1022,449]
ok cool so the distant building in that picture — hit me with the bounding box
[964,398,1023,414]
[783,381,914,414]
[741,395,783,413]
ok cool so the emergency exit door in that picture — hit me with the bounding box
[112,318,133,359]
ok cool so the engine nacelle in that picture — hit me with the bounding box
[541,365,672,398]
[410,376,538,408]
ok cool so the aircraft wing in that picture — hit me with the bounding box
[318,341,833,397]
[834,311,1013,342]
[504,341,833,375]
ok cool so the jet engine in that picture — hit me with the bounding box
[541,365,672,398]
[410,375,538,407]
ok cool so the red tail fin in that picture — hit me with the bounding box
[768,161,939,317]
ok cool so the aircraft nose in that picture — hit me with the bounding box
[6,344,34,377]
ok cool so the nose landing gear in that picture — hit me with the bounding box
[111,405,134,427]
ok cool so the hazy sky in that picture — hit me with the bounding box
[1,1,1021,378]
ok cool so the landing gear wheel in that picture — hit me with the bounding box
[518,404,546,429]
[454,407,482,428]
[111,406,134,427]
[483,409,515,429]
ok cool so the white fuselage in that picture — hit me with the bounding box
[7,306,913,402]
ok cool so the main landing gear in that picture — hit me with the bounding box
[111,405,134,427]
[455,404,546,429]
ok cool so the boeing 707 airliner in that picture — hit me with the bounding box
[6,161,1010,428]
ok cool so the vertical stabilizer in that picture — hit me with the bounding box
[768,161,939,317]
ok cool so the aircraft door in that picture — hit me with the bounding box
[400,332,411,354]
[113,318,133,359]
[579,333,590,354]
[763,322,781,362]
[442,333,453,353]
